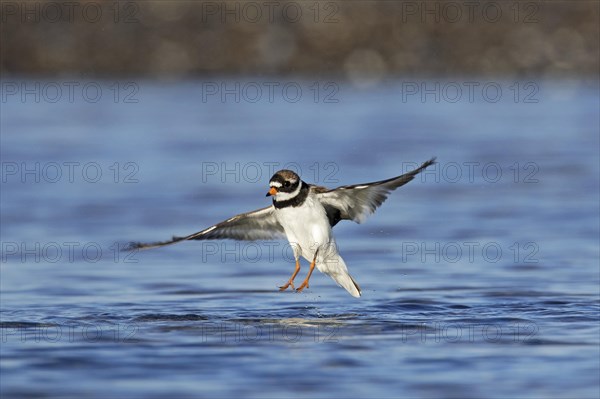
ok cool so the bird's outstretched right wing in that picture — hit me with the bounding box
[315,158,436,226]
[126,205,285,250]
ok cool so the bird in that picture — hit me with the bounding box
[127,158,436,297]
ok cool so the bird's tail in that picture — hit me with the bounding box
[337,273,362,298]
[319,256,361,298]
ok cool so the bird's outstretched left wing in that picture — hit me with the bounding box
[126,205,285,250]
[315,158,436,227]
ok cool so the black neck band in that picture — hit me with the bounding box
[273,182,309,209]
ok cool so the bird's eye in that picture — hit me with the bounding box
[284,181,291,187]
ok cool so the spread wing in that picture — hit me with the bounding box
[126,205,285,250]
[315,158,435,226]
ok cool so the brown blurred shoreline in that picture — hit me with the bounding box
[1,1,598,78]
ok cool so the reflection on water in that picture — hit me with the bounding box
[1,79,599,398]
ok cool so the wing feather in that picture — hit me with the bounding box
[316,158,435,226]
[126,205,285,250]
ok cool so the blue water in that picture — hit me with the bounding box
[1,78,599,398]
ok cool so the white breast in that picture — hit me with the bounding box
[275,194,333,262]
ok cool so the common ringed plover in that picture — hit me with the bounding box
[129,158,435,297]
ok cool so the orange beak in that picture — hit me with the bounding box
[266,187,278,197]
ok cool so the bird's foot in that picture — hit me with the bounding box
[296,280,310,292]
[296,257,316,293]
[279,260,301,292]
[279,281,295,291]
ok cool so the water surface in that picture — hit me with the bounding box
[1,78,599,398]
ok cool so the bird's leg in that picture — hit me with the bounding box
[296,251,318,292]
[279,259,301,291]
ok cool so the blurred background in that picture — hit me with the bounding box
[1,1,598,78]
[1,1,599,399]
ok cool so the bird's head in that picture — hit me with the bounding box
[266,169,302,201]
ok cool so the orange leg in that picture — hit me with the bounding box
[296,254,317,292]
[279,259,301,291]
